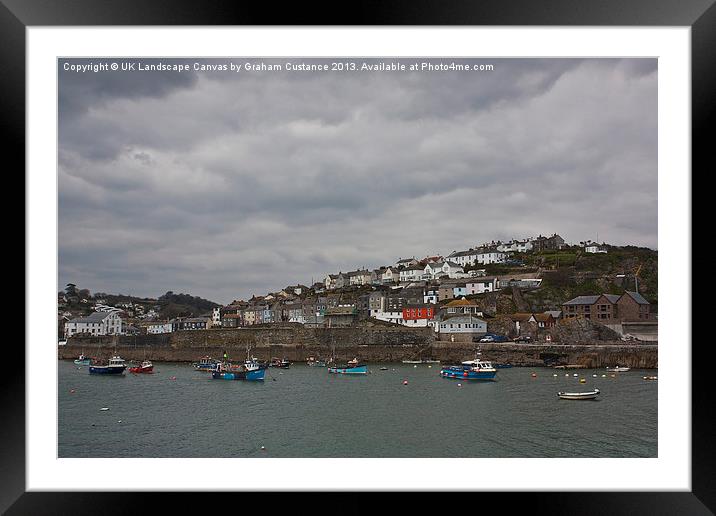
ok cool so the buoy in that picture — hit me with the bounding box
[457,383,462,387]
[573,373,578,377]
[403,380,408,385]
[260,446,265,451]
[601,374,607,378]
[565,373,569,377]
[579,378,586,383]
[592,374,597,377]
[610,374,616,378]
[553,374,558,377]
[118,420,122,423]
[531,373,537,378]
[170,376,177,380]
[463,371,468,377]
[428,365,432,368]
[70,389,76,393]
[100,407,109,411]
[414,365,417,368]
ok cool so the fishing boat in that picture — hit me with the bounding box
[128,360,154,374]
[440,352,497,381]
[606,366,630,372]
[88,355,127,375]
[73,353,91,365]
[423,359,441,364]
[212,346,267,381]
[557,388,600,400]
[211,359,267,381]
[270,357,291,369]
[328,358,368,375]
[643,375,658,381]
[193,356,219,372]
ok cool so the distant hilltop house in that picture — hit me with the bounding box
[562,291,651,322]
[395,257,418,268]
[585,244,608,253]
[531,233,566,251]
[447,247,507,266]
[497,239,534,253]
[65,311,123,337]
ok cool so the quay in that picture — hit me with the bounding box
[59,327,658,369]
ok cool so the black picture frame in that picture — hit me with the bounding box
[5,0,708,513]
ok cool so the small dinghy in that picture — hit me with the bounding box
[557,388,600,400]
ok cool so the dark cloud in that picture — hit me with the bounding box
[58,58,657,304]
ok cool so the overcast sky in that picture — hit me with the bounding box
[58,58,657,304]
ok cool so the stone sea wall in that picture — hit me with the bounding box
[59,326,657,368]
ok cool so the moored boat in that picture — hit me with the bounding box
[606,366,630,372]
[328,358,368,375]
[89,355,127,375]
[557,388,600,400]
[270,357,291,369]
[211,359,267,381]
[440,352,497,381]
[74,353,91,365]
[128,360,154,374]
[193,356,219,372]
[307,356,327,367]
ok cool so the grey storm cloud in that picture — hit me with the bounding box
[58,57,657,304]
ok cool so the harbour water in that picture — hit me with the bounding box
[58,360,657,458]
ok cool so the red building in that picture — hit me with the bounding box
[402,305,436,321]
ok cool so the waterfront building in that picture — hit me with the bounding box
[146,321,172,334]
[171,317,210,331]
[437,314,488,335]
[65,311,123,337]
[401,304,436,327]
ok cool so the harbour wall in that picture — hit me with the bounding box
[59,327,658,368]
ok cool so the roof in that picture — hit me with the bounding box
[68,312,113,323]
[563,294,620,306]
[440,314,487,324]
[623,291,650,305]
[544,310,562,318]
[445,298,480,307]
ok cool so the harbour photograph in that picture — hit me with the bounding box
[56,56,659,462]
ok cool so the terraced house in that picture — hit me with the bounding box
[562,291,651,322]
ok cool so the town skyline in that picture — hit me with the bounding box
[59,57,657,304]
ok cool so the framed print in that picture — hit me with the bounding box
[5,0,710,513]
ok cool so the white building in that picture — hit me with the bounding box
[212,307,222,327]
[474,250,507,264]
[466,277,499,294]
[497,240,534,253]
[585,245,608,254]
[399,266,424,283]
[147,322,173,334]
[65,311,123,337]
[438,314,488,335]
[424,261,464,279]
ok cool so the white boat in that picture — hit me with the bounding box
[606,366,630,372]
[557,388,600,400]
[402,360,423,364]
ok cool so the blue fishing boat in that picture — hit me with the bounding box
[88,355,127,375]
[211,359,267,381]
[328,358,368,375]
[440,353,497,381]
[74,353,91,365]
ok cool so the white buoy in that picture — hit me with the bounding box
[118,420,122,423]
[100,407,109,411]
[593,374,597,377]
[457,383,462,387]
[260,446,266,450]
[553,374,558,377]
[414,365,417,368]
[601,374,607,378]
[573,374,578,377]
